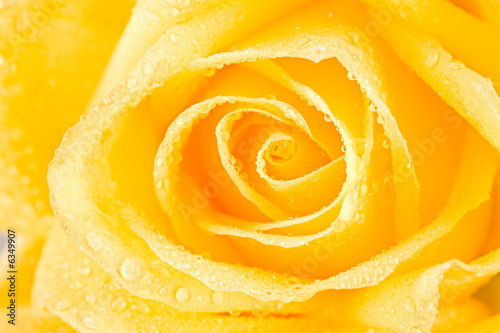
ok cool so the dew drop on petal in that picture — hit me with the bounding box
[54,298,72,311]
[449,60,464,70]
[112,297,127,311]
[313,45,326,53]
[85,293,96,305]
[142,62,154,75]
[383,138,390,149]
[175,287,190,302]
[170,33,180,44]
[212,291,224,305]
[425,53,440,67]
[404,296,416,314]
[80,267,91,276]
[119,257,145,281]
[168,7,180,16]
[85,232,104,252]
[82,314,99,330]
[127,77,138,89]
[203,67,216,77]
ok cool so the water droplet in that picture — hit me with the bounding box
[127,77,138,89]
[425,53,440,67]
[347,72,356,81]
[383,138,390,149]
[112,297,127,311]
[85,293,96,305]
[82,314,99,330]
[349,32,360,43]
[54,298,71,311]
[80,267,91,276]
[142,62,154,75]
[359,182,368,197]
[69,281,83,290]
[168,7,180,16]
[203,67,216,77]
[212,291,224,305]
[404,296,416,314]
[297,37,312,50]
[137,302,150,314]
[119,257,145,281]
[85,232,104,252]
[175,116,189,128]
[229,310,241,316]
[170,33,180,44]
[369,103,378,112]
[240,172,248,181]
[449,60,464,70]
[108,280,122,291]
[351,52,362,63]
[313,45,326,53]
[175,287,190,302]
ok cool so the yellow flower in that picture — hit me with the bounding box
[1,0,500,332]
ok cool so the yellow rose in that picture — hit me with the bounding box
[2,0,500,332]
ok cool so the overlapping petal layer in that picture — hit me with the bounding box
[1,0,500,332]
[0,0,134,330]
